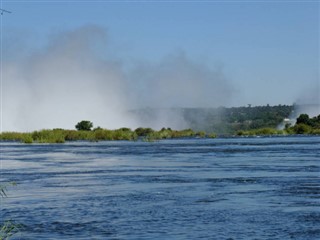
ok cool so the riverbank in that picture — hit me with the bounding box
[236,126,320,137]
[0,128,216,144]
[1,114,319,143]
[1,126,319,144]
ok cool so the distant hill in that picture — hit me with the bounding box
[130,105,296,135]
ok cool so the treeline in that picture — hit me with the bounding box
[237,113,320,136]
[285,114,320,135]
[1,113,319,143]
[133,105,295,134]
[1,109,319,143]
[182,105,294,134]
[0,126,216,144]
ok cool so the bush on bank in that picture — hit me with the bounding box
[236,114,320,136]
[2,113,318,143]
[0,127,217,144]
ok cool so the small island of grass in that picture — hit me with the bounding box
[0,113,319,144]
[0,121,216,144]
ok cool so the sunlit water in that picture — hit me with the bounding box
[1,137,319,239]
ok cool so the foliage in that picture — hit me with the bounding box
[22,134,33,144]
[0,182,20,240]
[284,114,320,135]
[196,131,206,138]
[298,114,320,128]
[158,128,173,139]
[75,120,93,131]
[0,182,16,198]
[207,133,217,138]
[0,221,20,240]
[169,104,295,134]
[113,129,138,141]
[139,128,197,142]
[32,129,65,143]
[0,132,32,143]
[134,128,154,137]
[0,126,210,143]
[236,113,320,136]
[236,128,285,136]
[311,128,320,135]
[171,129,196,138]
[131,105,295,135]
[296,114,311,125]
[1,112,319,142]
[293,123,312,134]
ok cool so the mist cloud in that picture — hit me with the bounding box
[2,25,234,131]
[294,85,320,118]
[3,26,133,131]
[128,52,233,109]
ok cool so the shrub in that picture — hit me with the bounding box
[75,121,93,131]
[31,130,65,143]
[0,220,20,240]
[1,127,218,143]
[158,128,173,139]
[22,134,33,144]
[93,129,113,141]
[296,114,311,125]
[208,133,217,138]
[311,129,320,135]
[196,131,206,138]
[113,129,132,140]
[0,132,27,142]
[0,182,20,239]
[293,123,312,134]
[255,128,277,135]
[236,128,280,136]
[134,128,154,137]
[171,129,195,138]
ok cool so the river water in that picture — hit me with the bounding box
[1,136,319,239]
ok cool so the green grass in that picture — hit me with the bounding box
[0,182,20,240]
[2,119,318,143]
[0,221,20,240]
[236,128,286,136]
[0,127,217,144]
[236,125,320,137]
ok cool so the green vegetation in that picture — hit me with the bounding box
[183,105,295,134]
[132,105,295,135]
[0,182,20,240]
[236,128,285,136]
[1,111,319,143]
[0,182,17,198]
[236,114,320,136]
[0,125,217,144]
[0,221,19,240]
[75,120,93,131]
[137,128,211,142]
[288,114,320,135]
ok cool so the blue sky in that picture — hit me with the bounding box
[1,0,319,107]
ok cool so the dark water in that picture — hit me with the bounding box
[1,137,319,239]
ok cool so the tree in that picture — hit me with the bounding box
[294,123,311,134]
[134,127,154,136]
[75,121,93,131]
[296,114,310,125]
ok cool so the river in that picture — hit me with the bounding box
[1,136,319,239]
